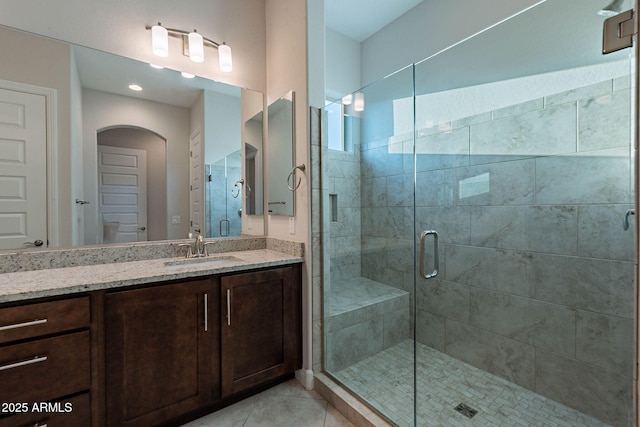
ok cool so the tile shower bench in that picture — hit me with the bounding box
[326,276,410,371]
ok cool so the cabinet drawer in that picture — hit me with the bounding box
[0,331,90,403]
[0,393,90,427]
[0,297,90,344]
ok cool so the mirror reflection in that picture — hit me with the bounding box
[0,25,264,250]
[267,91,295,216]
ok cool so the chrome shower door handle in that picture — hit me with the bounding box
[419,230,439,279]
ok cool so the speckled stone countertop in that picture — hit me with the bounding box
[0,248,303,303]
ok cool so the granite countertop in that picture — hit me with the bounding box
[0,249,303,303]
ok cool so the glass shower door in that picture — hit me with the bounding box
[323,65,416,426]
[413,0,635,426]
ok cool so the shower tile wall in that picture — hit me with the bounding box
[327,148,362,282]
[360,77,634,427]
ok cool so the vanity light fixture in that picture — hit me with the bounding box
[147,23,233,72]
[128,84,143,91]
[342,94,353,105]
[181,71,195,79]
[354,92,365,112]
[149,63,164,69]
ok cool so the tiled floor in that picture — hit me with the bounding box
[181,379,354,427]
[334,340,613,427]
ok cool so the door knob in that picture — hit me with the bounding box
[24,240,44,247]
[137,226,146,231]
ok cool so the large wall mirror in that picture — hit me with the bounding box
[267,91,295,216]
[0,25,265,250]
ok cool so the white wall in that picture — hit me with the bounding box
[82,89,191,244]
[0,26,75,246]
[360,0,544,86]
[325,28,361,100]
[0,0,266,92]
[204,91,242,165]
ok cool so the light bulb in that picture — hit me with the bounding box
[188,31,204,63]
[342,94,353,105]
[151,24,168,57]
[354,92,365,112]
[218,43,233,72]
[181,72,195,79]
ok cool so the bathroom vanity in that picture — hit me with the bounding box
[0,240,303,427]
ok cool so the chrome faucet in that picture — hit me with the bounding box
[195,234,204,257]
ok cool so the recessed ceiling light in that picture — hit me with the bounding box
[181,72,195,79]
[129,84,143,91]
[149,63,164,69]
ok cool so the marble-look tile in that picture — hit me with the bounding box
[492,98,544,120]
[470,206,529,251]
[386,173,413,207]
[415,310,445,352]
[445,320,536,390]
[182,394,259,427]
[445,159,535,207]
[545,80,613,106]
[527,205,578,256]
[361,177,387,208]
[533,253,634,318]
[333,177,361,209]
[383,308,410,349]
[535,349,632,427]
[445,245,535,298]
[384,239,413,274]
[361,207,405,239]
[614,74,632,91]
[244,395,328,427]
[416,279,469,324]
[326,319,384,371]
[415,206,471,246]
[576,310,634,376]
[330,210,361,238]
[470,103,577,164]
[451,112,492,129]
[415,127,470,172]
[578,204,634,262]
[469,288,575,356]
[535,147,632,205]
[579,89,631,152]
[415,170,445,207]
[362,145,404,178]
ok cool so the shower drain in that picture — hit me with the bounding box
[454,403,478,418]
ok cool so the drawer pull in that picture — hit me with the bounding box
[36,424,48,427]
[0,318,47,331]
[0,355,47,371]
[226,289,231,326]
[204,293,208,332]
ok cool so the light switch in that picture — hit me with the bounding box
[171,215,182,224]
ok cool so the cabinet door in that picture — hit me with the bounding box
[105,279,215,427]
[221,265,301,396]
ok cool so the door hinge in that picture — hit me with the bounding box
[603,9,635,54]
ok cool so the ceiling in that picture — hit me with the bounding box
[324,0,424,41]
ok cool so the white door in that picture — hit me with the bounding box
[0,88,47,250]
[98,145,147,243]
[189,129,204,235]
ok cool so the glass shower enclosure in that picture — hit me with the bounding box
[322,0,636,426]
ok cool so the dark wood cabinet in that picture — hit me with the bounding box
[104,278,217,427]
[220,265,302,396]
[0,296,91,426]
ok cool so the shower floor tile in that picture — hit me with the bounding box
[333,340,611,427]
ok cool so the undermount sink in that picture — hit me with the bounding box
[163,255,240,269]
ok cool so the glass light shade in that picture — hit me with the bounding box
[218,44,233,72]
[151,25,169,57]
[354,92,365,112]
[188,31,204,63]
[342,94,353,105]
[181,72,195,79]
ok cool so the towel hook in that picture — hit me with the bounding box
[231,179,244,198]
[287,164,306,191]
